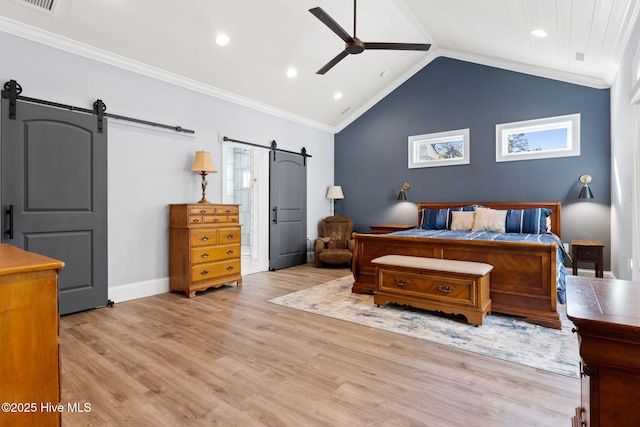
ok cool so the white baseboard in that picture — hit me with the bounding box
[108,277,169,303]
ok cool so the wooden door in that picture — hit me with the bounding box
[1,99,108,315]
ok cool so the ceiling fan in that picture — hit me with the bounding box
[309,0,431,75]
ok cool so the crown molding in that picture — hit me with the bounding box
[0,16,335,133]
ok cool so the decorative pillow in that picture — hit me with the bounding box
[420,208,464,230]
[471,207,507,233]
[450,211,475,231]
[420,208,449,230]
[505,208,552,234]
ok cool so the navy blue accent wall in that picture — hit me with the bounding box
[335,57,611,269]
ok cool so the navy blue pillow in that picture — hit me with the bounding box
[420,208,449,230]
[421,207,473,230]
[505,208,551,234]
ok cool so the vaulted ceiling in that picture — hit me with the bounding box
[0,0,637,132]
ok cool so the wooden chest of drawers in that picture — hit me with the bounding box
[0,244,64,427]
[169,204,242,297]
[567,276,640,427]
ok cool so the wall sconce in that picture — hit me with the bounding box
[398,182,410,200]
[190,150,217,204]
[326,185,344,216]
[578,174,594,199]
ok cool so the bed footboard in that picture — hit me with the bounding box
[352,233,561,329]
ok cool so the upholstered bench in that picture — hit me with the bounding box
[372,255,493,326]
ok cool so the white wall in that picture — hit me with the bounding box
[610,16,640,280]
[0,31,334,301]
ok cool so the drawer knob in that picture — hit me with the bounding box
[201,253,209,258]
[226,250,234,255]
[438,285,455,293]
[200,236,209,242]
[226,234,234,239]
[225,209,231,213]
[394,279,409,287]
[214,218,219,222]
[200,210,206,214]
[200,270,209,276]
[226,265,234,271]
[232,218,238,222]
[193,219,200,223]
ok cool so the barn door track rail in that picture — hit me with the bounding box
[222,136,311,165]
[1,80,195,134]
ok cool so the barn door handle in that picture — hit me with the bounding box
[272,207,278,224]
[5,205,13,240]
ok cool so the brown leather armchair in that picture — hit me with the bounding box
[314,216,355,267]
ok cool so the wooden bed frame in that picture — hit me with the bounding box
[351,201,563,329]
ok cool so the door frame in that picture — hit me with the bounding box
[221,139,269,273]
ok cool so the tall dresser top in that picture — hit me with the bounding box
[0,244,65,276]
[566,276,640,330]
[169,203,240,228]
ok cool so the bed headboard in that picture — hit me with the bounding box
[417,201,562,239]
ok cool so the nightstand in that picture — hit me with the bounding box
[571,240,604,278]
[369,224,415,234]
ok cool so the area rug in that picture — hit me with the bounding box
[269,276,579,378]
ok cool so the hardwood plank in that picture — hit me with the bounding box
[60,263,579,426]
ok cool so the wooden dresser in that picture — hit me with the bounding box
[169,204,242,297]
[566,276,640,427]
[0,244,64,427]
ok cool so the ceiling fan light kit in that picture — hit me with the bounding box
[309,0,431,75]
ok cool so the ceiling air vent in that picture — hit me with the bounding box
[15,0,57,13]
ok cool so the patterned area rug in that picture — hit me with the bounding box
[269,276,579,378]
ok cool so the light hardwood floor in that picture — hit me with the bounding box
[60,263,580,426]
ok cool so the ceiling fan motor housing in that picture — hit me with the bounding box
[346,38,365,54]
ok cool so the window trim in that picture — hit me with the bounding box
[408,128,470,169]
[495,113,581,163]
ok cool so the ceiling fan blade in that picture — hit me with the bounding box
[316,49,349,75]
[309,7,353,43]
[364,42,432,51]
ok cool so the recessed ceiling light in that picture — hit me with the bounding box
[286,68,298,78]
[215,34,230,46]
[531,29,548,38]
[333,92,343,100]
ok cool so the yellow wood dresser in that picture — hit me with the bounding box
[169,204,242,297]
[0,244,64,427]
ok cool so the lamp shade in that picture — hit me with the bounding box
[190,150,217,173]
[326,185,344,199]
[578,186,594,199]
[578,174,594,199]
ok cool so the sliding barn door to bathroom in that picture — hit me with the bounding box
[269,149,307,270]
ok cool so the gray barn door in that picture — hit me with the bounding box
[269,150,307,270]
[1,99,108,315]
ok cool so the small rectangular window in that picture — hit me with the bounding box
[408,128,470,168]
[496,114,580,162]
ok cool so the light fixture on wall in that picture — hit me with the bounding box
[191,150,217,204]
[398,182,410,200]
[578,174,594,199]
[326,185,344,216]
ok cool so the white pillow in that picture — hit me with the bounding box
[450,211,475,231]
[471,207,507,233]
